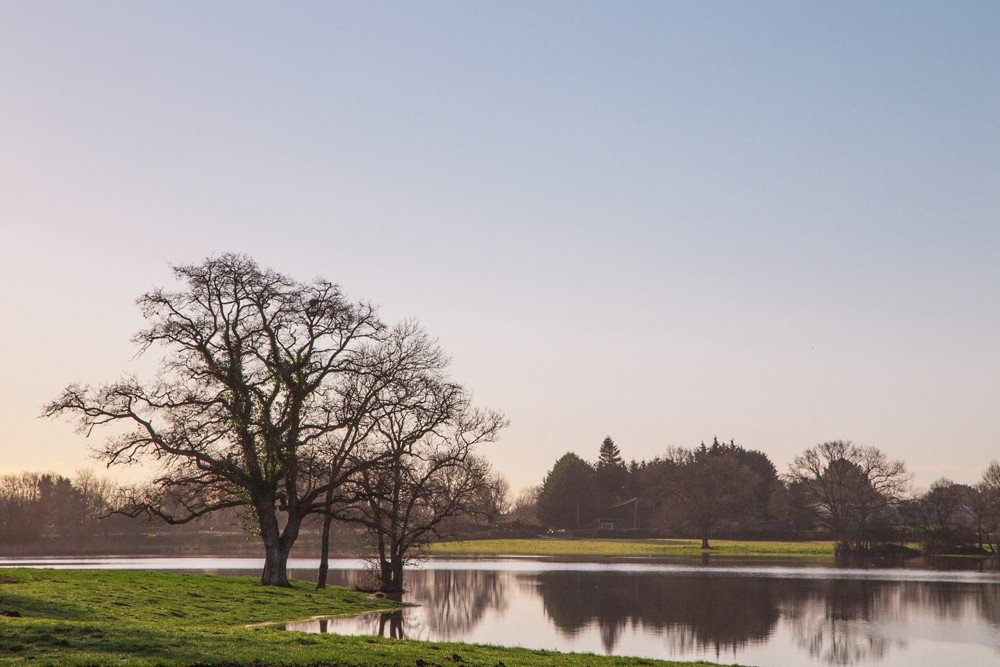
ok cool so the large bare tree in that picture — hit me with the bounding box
[45,254,394,586]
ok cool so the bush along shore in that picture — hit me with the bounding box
[0,568,733,667]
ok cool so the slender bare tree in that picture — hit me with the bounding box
[315,322,462,588]
[328,328,507,596]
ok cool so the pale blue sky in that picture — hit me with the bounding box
[1,2,998,492]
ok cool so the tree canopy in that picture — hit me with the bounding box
[537,453,596,529]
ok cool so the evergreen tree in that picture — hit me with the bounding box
[596,436,629,509]
[537,453,596,529]
[597,436,624,470]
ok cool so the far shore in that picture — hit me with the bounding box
[428,537,839,558]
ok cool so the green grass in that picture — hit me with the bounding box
[0,568,734,666]
[428,537,837,558]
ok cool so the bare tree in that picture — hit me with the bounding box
[73,469,116,534]
[0,473,45,543]
[787,441,909,554]
[510,485,541,525]
[315,322,465,588]
[903,479,975,554]
[969,461,1000,552]
[486,473,512,518]
[44,254,391,586]
[354,444,502,598]
[331,331,507,596]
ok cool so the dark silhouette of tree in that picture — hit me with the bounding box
[338,370,506,596]
[313,323,450,588]
[595,436,629,511]
[659,445,760,548]
[45,254,392,586]
[629,457,678,532]
[628,440,779,537]
[597,436,623,468]
[903,479,976,554]
[787,441,909,554]
[536,453,596,529]
[317,323,506,596]
[970,461,1000,552]
[705,438,781,524]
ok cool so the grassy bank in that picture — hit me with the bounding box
[0,568,731,666]
[428,537,837,558]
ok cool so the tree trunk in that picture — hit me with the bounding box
[261,539,291,586]
[391,559,405,599]
[378,556,405,600]
[258,497,296,587]
[316,512,333,589]
[701,534,710,549]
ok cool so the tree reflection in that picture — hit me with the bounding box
[535,571,780,654]
[377,610,405,638]
[397,569,509,638]
[788,579,903,664]
[787,579,1000,664]
[978,584,1000,626]
[789,591,891,665]
[304,564,1000,665]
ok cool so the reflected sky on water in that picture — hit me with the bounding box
[284,558,1000,667]
[3,555,999,666]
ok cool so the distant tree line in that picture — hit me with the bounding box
[0,471,113,543]
[533,437,1000,556]
[0,470,284,554]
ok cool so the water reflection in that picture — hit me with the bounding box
[290,569,508,641]
[407,569,507,635]
[10,556,995,667]
[535,571,779,653]
[297,564,1000,667]
[376,610,404,639]
[787,580,895,665]
[785,579,1000,664]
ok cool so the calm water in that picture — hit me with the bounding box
[3,555,999,667]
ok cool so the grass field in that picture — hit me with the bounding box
[428,537,838,558]
[0,568,734,666]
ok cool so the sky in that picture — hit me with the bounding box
[1,1,998,495]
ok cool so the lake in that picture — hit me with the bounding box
[3,555,999,667]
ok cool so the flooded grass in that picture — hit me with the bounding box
[0,568,723,666]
